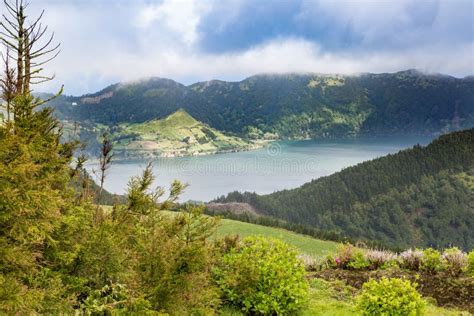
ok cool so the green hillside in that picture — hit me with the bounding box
[156,210,337,257]
[48,71,474,141]
[217,129,474,249]
[75,109,264,158]
[215,218,338,257]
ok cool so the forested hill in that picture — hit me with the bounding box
[216,128,474,249]
[48,70,474,139]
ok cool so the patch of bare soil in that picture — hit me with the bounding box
[206,202,261,216]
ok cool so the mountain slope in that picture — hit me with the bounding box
[48,71,474,139]
[216,128,474,249]
[110,109,262,158]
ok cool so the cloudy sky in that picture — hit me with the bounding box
[22,0,474,95]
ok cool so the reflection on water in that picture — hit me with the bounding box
[86,136,433,202]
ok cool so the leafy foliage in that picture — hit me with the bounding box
[330,244,367,270]
[79,284,151,314]
[214,236,309,315]
[466,251,474,276]
[356,277,426,316]
[364,250,397,270]
[421,248,443,274]
[0,94,222,314]
[0,96,78,314]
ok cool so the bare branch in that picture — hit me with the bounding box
[1,37,18,49]
[0,31,17,40]
[25,9,43,33]
[4,1,19,18]
[0,21,18,37]
[2,15,20,32]
[1,0,61,97]
[30,35,59,56]
[29,50,60,68]
[28,25,47,47]
[31,76,55,85]
[32,85,63,107]
[95,132,114,219]
[0,46,17,121]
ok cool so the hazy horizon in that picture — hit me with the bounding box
[39,68,473,96]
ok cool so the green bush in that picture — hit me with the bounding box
[214,236,308,315]
[330,244,370,270]
[468,251,474,275]
[420,248,442,274]
[333,243,355,269]
[356,277,426,316]
[347,250,370,270]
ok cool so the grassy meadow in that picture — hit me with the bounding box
[152,210,338,257]
[215,217,338,257]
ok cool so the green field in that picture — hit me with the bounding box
[155,210,337,257]
[214,218,338,257]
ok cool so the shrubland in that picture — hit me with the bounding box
[315,244,471,276]
[308,243,474,313]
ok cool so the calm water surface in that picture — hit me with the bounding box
[86,136,433,202]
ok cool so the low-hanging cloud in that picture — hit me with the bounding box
[22,0,474,95]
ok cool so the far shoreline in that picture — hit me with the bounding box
[84,140,271,163]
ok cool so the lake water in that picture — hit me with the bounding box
[86,136,433,202]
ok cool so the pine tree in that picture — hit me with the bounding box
[0,1,79,313]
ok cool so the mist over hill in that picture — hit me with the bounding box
[47,70,474,141]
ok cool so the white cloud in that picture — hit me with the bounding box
[135,0,211,45]
[40,37,473,95]
[23,0,474,95]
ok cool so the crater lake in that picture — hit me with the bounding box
[86,136,434,202]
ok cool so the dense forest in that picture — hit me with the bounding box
[47,71,474,142]
[216,129,474,249]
